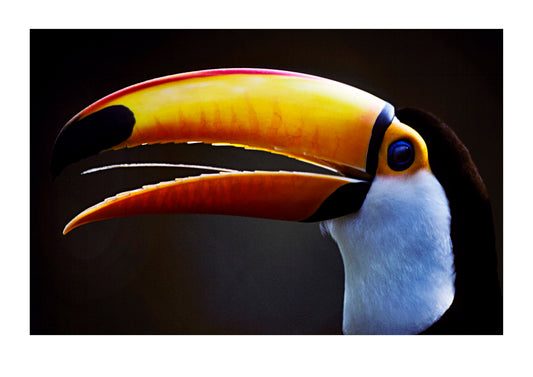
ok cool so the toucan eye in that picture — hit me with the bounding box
[387,140,414,171]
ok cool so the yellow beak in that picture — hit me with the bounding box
[52,68,399,234]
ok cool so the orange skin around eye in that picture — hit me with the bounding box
[376,119,431,177]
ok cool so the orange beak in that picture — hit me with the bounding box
[52,68,399,234]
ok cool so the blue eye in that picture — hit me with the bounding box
[387,140,414,171]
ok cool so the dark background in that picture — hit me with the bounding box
[30,30,503,334]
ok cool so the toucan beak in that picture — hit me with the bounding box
[52,68,397,234]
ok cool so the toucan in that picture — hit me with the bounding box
[51,68,502,335]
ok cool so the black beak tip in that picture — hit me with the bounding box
[50,105,136,179]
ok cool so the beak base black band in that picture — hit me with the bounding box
[365,102,395,176]
[301,181,371,223]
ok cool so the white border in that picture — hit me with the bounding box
[3,1,531,375]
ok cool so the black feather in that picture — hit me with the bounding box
[397,108,502,335]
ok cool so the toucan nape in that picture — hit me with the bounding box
[52,68,502,334]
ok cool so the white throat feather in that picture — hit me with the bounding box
[321,170,455,335]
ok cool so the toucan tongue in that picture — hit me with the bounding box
[63,171,369,234]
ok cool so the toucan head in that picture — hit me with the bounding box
[52,68,432,235]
